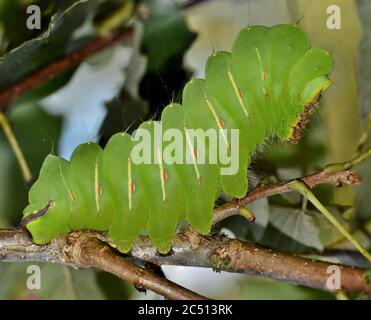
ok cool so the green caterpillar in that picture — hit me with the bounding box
[21,24,333,253]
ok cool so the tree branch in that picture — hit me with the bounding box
[181,0,212,9]
[67,233,208,300]
[0,229,370,295]
[130,232,371,294]
[1,148,370,298]
[213,145,371,225]
[0,229,208,300]
[0,27,134,110]
[213,169,362,225]
[1,152,370,297]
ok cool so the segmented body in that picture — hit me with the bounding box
[22,24,332,253]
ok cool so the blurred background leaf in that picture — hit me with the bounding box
[99,0,196,144]
[291,0,362,224]
[357,0,371,119]
[0,263,104,300]
[0,103,62,227]
[235,276,333,300]
[0,0,99,91]
[269,207,323,251]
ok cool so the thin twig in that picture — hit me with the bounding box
[0,112,32,183]
[288,180,371,262]
[213,146,371,225]
[181,0,212,9]
[212,169,362,225]
[0,27,134,110]
[212,148,371,261]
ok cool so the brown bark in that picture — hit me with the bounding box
[0,28,133,110]
[1,229,369,295]
[213,170,362,225]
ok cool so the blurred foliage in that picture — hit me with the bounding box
[0,263,104,299]
[0,0,94,107]
[356,0,371,230]
[0,0,71,54]
[139,0,196,114]
[235,276,333,300]
[292,0,362,226]
[269,206,324,251]
[0,0,98,91]
[0,103,62,227]
[357,0,371,119]
[94,0,133,34]
[99,0,195,144]
[0,0,370,300]
[96,271,134,299]
[141,0,196,73]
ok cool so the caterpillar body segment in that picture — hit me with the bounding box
[21,25,333,253]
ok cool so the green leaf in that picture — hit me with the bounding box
[96,271,133,299]
[138,0,195,118]
[312,207,347,248]
[364,269,371,285]
[0,0,50,53]
[238,276,333,300]
[269,206,323,251]
[357,0,371,119]
[0,0,99,91]
[0,103,62,226]
[38,265,104,299]
[141,0,196,72]
[0,263,104,300]
[100,0,195,143]
[259,224,313,253]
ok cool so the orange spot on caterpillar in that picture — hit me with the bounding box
[130,182,135,193]
[218,118,225,128]
[238,89,244,98]
[262,71,267,81]
[193,148,198,158]
[162,170,168,182]
[70,191,76,201]
[97,184,102,196]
